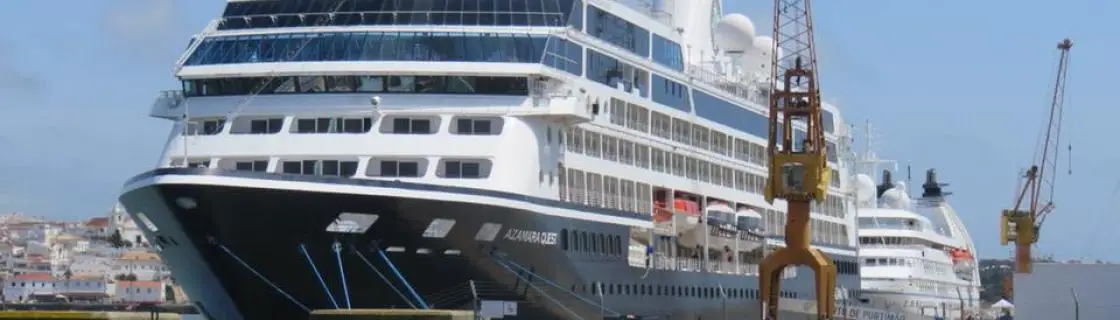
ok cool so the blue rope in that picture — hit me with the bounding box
[490,258,585,319]
[376,248,429,309]
[492,253,620,315]
[299,243,339,309]
[216,244,310,312]
[354,250,416,309]
[333,241,351,309]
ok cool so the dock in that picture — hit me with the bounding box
[309,309,476,320]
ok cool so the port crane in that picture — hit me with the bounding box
[1000,38,1073,275]
[759,0,835,319]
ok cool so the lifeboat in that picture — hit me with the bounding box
[950,248,976,280]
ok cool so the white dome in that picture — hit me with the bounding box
[879,186,911,210]
[714,14,757,52]
[752,35,773,53]
[855,174,877,203]
[736,207,762,218]
[705,202,735,213]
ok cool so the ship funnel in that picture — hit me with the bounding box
[921,168,952,198]
[876,170,894,198]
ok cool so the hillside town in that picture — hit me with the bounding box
[0,204,187,304]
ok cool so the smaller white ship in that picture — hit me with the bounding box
[852,123,982,320]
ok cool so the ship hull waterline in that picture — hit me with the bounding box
[119,168,859,320]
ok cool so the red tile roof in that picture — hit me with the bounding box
[86,218,109,228]
[14,273,53,281]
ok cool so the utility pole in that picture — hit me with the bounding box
[1070,288,1079,320]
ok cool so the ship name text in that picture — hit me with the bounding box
[503,228,558,246]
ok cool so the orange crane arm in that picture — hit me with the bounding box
[1000,38,1073,275]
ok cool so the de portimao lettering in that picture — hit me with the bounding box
[503,228,559,246]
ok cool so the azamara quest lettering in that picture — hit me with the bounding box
[503,228,558,246]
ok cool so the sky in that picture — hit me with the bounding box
[0,0,1115,261]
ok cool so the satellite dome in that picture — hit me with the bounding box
[752,35,774,53]
[855,174,876,203]
[879,188,904,209]
[714,14,757,52]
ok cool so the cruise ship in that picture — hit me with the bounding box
[853,127,982,319]
[116,0,903,319]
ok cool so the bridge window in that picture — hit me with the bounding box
[217,0,583,30]
[586,5,650,57]
[183,75,529,97]
[651,34,684,71]
[543,37,584,76]
[185,32,548,66]
[586,50,648,97]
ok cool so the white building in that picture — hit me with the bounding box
[111,251,167,281]
[55,274,110,303]
[107,204,147,248]
[3,273,55,302]
[69,254,115,276]
[113,281,164,303]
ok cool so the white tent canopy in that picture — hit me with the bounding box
[992,299,1015,309]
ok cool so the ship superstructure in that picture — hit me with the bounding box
[117,0,897,319]
[853,124,982,319]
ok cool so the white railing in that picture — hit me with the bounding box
[686,63,770,107]
[594,0,674,26]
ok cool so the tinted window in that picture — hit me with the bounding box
[692,89,768,139]
[186,32,549,66]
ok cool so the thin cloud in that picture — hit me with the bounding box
[101,0,186,64]
[0,43,43,95]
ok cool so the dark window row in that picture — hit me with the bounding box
[543,37,584,76]
[182,75,529,97]
[572,281,801,300]
[235,161,269,172]
[587,49,648,97]
[559,229,624,256]
[296,117,374,134]
[585,5,649,57]
[650,73,690,113]
[219,0,583,30]
[282,160,360,177]
[185,32,548,66]
[692,89,769,139]
[651,34,684,71]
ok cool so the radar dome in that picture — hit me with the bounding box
[752,35,774,53]
[714,14,757,52]
[879,188,905,209]
[855,174,876,203]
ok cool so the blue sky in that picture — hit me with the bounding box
[0,0,1114,261]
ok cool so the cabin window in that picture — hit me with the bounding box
[248,118,283,134]
[234,160,268,172]
[378,161,421,177]
[294,117,373,134]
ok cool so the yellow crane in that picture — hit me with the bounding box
[759,0,835,319]
[1000,38,1073,275]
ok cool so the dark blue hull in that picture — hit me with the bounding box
[119,168,862,320]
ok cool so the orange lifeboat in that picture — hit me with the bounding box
[653,199,700,222]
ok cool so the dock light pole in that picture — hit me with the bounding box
[1070,288,1079,320]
